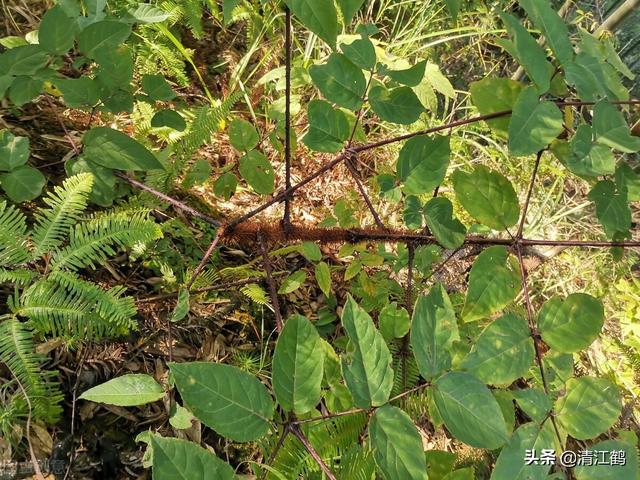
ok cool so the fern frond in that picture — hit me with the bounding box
[336,445,376,480]
[31,173,93,258]
[0,394,28,446]
[241,283,271,309]
[134,29,190,86]
[388,339,421,396]
[0,268,37,285]
[176,93,241,157]
[0,201,30,266]
[50,210,162,271]
[0,318,62,423]
[13,273,137,339]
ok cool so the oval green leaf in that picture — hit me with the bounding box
[150,436,235,480]
[83,127,164,171]
[397,135,450,195]
[433,371,509,449]
[170,362,275,442]
[272,315,324,414]
[369,405,428,480]
[79,374,164,406]
[239,151,275,195]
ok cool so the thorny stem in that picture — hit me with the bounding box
[290,425,337,480]
[282,6,293,235]
[258,232,284,332]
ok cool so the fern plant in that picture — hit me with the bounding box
[0,173,162,436]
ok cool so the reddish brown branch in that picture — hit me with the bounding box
[290,425,337,480]
[283,7,293,234]
[258,232,284,332]
[345,153,386,229]
[115,172,222,227]
[185,227,225,290]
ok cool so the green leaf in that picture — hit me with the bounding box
[77,21,132,58]
[616,162,640,201]
[452,166,520,231]
[300,242,322,261]
[410,284,459,380]
[340,35,376,70]
[315,261,331,296]
[512,388,552,424]
[341,295,394,408]
[0,131,29,171]
[403,195,423,229]
[150,436,235,480]
[508,86,563,156]
[284,0,339,47]
[379,302,410,341]
[213,172,238,200]
[397,135,450,195]
[564,52,628,102]
[169,404,194,430]
[443,468,474,480]
[171,288,190,322]
[424,197,466,249]
[538,293,604,353]
[575,439,638,479]
[369,85,424,124]
[555,376,621,440]
[469,77,524,135]
[0,45,48,76]
[517,0,573,65]
[379,60,427,87]
[170,362,275,442]
[38,6,77,54]
[560,125,615,177]
[229,118,259,152]
[460,313,535,385]
[79,374,164,406]
[94,46,134,90]
[151,110,186,131]
[182,159,211,188]
[593,101,640,153]
[239,151,275,195]
[0,166,46,202]
[272,315,324,414]
[83,127,164,171]
[433,371,508,449]
[278,270,307,294]
[129,4,171,24]
[369,405,429,480]
[462,246,521,322]
[8,76,43,106]
[65,156,116,206]
[142,74,176,101]
[490,422,556,480]
[309,53,366,111]
[336,0,365,25]
[498,13,553,93]
[55,77,101,108]
[588,180,632,238]
[425,450,457,480]
[444,0,462,18]
[303,100,350,153]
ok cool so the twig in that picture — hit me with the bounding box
[258,232,284,332]
[185,227,225,290]
[115,172,222,227]
[290,425,337,480]
[283,6,293,234]
[344,152,386,229]
[259,422,291,480]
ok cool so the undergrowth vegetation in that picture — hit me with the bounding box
[0,0,639,479]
